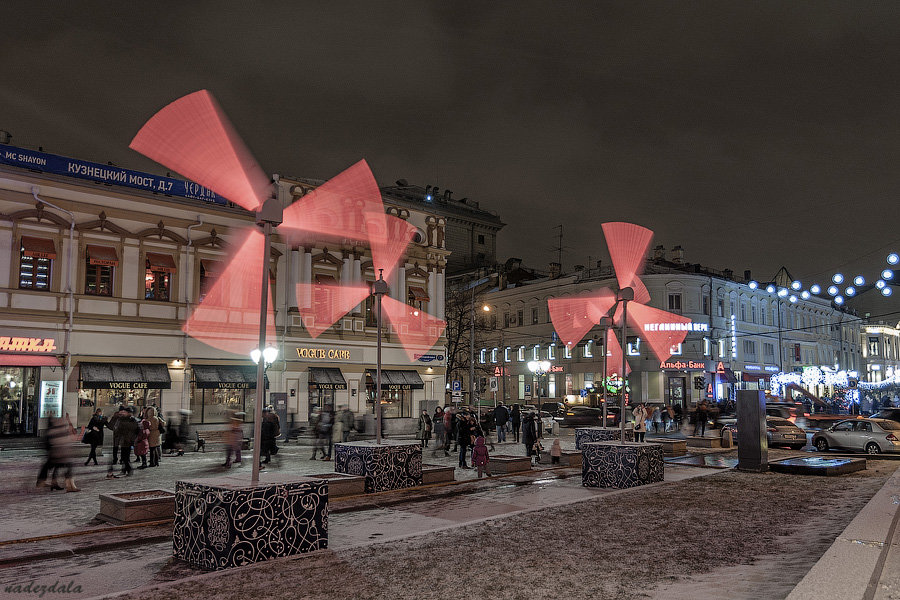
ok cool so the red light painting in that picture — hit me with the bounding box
[296,283,371,338]
[129,90,271,212]
[603,330,631,376]
[183,229,276,354]
[625,302,690,363]
[548,290,616,348]
[601,222,653,294]
[369,214,417,281]
[381,296,447,361]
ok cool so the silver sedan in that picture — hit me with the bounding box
[722,417,807,449]
[812,418,900,455]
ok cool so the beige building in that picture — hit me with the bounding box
[0,144,447,438]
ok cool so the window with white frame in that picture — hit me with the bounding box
[764,343,775,360]
[479,349,487,363]
[548,344,556,360]
[532,345,541,360]
[742,339,757,358]
[564,344,572,359]
[583,339,593,358]
[517,346,525,361]
[490,348,499,363]
[504,347,511,362]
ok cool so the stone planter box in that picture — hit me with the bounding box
[490,455,533,474]
[98,489,175,525]
[582,442,665,489]
[575,427,633,449]
[422,464,456,484]
[686,436,721,448]
[769,456,866,476]
[655,438,688,457]
[334,440,422,493]
[315,472,365,497]
[173,475,327,570]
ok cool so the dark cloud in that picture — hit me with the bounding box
[2,2,899,284]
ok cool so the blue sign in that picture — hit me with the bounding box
[580,389,588,398]
[415,353,444,363]
[452,380,462,391]
[0,143,229,206]
[524,384,532,394]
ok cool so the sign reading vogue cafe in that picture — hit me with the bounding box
[296,346,362,362]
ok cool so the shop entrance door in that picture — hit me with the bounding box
[667,376,686,408]
[0,367,39,436]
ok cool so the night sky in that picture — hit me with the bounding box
[2,2,899,287]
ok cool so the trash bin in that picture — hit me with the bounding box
[721,428,733,448]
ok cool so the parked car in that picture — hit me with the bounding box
[722,417,807,450]
[541,402,567,418]
[539,410,555,434]
[560,406,604,427]
[812,418,900,454]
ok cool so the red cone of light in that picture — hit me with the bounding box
[603,329,631,377]
[296,283,371,338]
[602,222,653,294]
[183,228,276,354]
[367,213,417,281]
[625,302,691,363]
[381,296,446,362]
[548,290,617,348]
[130,90,271,212]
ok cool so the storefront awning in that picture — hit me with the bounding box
[86,244,120,266]
[0,354,61,367]
[191,364,265,389]
[79,362,171,390]
[146,252,177,273]
[367,369,425,390]
[408,286,429,301]
[21,236,57,259]
[308,367,347,390]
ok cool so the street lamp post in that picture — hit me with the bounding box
[527,359,551,407]
[598,316,611,428]
[617,288,634,444]
[373,271,389,445]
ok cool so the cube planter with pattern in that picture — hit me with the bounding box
[334,440,422,493]
[581,441,664,489]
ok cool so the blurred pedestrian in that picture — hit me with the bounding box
[135,412,151,469]
[493,402,509,443]
[550,438,562,464]
[632,403,648,443]
[694,400,709,436]
[472,435,492,478]
[511,404,522,443]
[111,406,139,477]
[146,407,164,467]
[317,405,333,460]
[37,415,79,492]
[223,411,244,468]
[417,409,432,448]
[84,408,106,466]
[457,412,471,468]
[444,407,454,455]
[176,410,191,456]
[260,406,281,466]
[522,411,537,456]
[105,405,127,465]
[339,405,354,442]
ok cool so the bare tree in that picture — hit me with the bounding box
[443,284,496,405]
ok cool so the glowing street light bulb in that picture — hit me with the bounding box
[766,284,776,293]
[791,281,801,290]
[845,287,856,296]
[827,285,838,296]
[810,284,821,294]
[801,291,810,300]
[748,281,758,289]
[883,286,893,297]
[834,295,844,305]
[789,295,797,303]
[832,273,844,284]
[888,253,899,265]
[777,288,788,297]
[876,280,887,289]
[883,270,894,280]
[854,275,865,286]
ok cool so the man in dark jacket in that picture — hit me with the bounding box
[493,402,510,443]
[456,413,471,468]
[522,412,537,457]
[111,407,139,477]
[105,405,126,465]
[260,406,281,466]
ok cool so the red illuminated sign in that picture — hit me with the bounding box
[0,337,57,353]
[660,359,707,371]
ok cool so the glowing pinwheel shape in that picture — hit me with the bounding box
[548,222,689,364]
[131,89,445,359]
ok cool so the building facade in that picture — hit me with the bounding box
[477,252,861,409]
[0,144,447,438]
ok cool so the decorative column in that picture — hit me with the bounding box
[289,248,300,308]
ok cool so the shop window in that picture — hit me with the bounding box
[0,367,40,435]
[84,245,118,297]
[190,386,254,424]
[19,236,56,291]
[145,252,176,301]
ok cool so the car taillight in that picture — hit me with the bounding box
[887,434,898,442]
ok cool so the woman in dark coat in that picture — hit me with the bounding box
[511,404,522,443]
[84,408,106,466]
[522,411,537,456]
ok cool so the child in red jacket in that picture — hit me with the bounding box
[472,436,492,478]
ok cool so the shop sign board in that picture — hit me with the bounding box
[659,359,708,371]
[414,353,445,364]
[40,380,62,418]
[0,337,57,353]
[296,346,361,361]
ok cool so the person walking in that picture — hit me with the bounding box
[633,403,648,443]
[260,406,281,466]
[134,413,151,469]
[493,402,509,443]
[223,412,244,468]
[417,409,432,448]
[472,435,492,478]
[37,415,80,492]
[522,411,537,457]
[318,405,333,460]
[339,405,354,442]
[432,407,445,453]
[694,400,709,436]
[511,404,522,443]
[146,407,164,467]
[114,407,139,477]
[456,412,471,468]
[84,408,106,466]
[105,405,127,465]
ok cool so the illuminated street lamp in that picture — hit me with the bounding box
[527,360,551,402]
